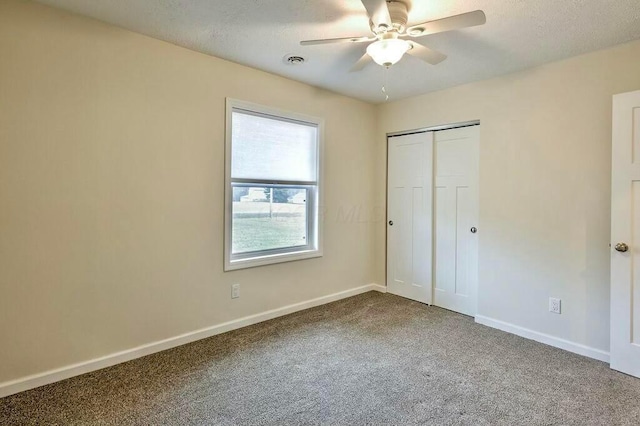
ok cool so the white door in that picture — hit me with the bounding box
[433,126,479,316]
[611,89,640,377]
[386,132,433,304]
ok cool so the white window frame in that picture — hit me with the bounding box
[224,98,324,271]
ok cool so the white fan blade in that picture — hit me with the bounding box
[406,42,447,65]
[349,53,373,72]
[361,0,392,30]
[300,36,374,46]
[406,10,486,37]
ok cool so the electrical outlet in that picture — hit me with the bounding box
[231,283,240,299]
[549,297,561,314]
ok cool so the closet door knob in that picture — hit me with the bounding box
[615,242,629,253]
[388,220,393,226]
[470,227,477,233]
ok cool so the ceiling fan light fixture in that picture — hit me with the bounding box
[366,38,411,67]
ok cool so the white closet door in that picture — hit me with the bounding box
[386,132,433,304]
[433,126,479,316]
[611,89,640,378]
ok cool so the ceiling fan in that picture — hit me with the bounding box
[300,0,486,71]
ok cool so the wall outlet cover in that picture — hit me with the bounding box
[232,283,240,299]
[549,297,561,314]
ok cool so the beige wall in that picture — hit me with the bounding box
[0,0,377,384]
[376,39,640,353]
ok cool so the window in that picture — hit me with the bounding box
[224,99,323,271]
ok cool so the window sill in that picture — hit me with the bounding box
[224,249,323,271]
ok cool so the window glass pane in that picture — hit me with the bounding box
[232,186,308,254]
[231,111,318,182]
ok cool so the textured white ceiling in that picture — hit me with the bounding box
[35,0,640,103]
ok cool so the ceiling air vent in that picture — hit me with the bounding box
[284,55,305,65]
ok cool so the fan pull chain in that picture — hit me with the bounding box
[381,86,388,102]
[381,66,390,102]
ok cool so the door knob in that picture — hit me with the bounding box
[388,220,393,226]
[470,227,477,234]
[615,242,629,253]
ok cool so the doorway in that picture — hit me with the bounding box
[610,89,640,378]
[386,123,479,316]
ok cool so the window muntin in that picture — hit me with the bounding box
[225,100,322,270]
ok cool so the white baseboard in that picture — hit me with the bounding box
[475,315,610,363]
[0,283,384,399]
[370,283,387,293]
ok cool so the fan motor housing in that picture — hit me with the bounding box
[371,1,409,34]
[369,0,409,35]
[388,1,409,32]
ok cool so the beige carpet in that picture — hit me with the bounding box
[1,292,640,425]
